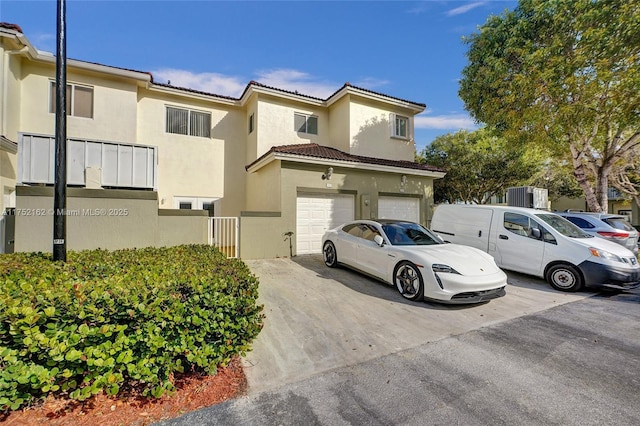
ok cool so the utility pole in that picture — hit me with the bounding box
[53,0,67,261]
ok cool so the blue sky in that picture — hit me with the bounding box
[0,0,517,153]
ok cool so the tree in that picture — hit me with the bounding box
[418,128,539,204]
[459,0,640,212]
[528,158,584,203]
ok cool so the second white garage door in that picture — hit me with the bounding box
[297,193,355,254]
[378,196,420,223]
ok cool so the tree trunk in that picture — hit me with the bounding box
[596,171,609,214]
[570,145,602,212]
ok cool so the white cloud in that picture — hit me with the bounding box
[151,67,390,99]
[254,69,339,98]
[446,1,486,17]
[415,113,477,130]
[352,77,390,90]
[152,68,246,97]
[32,33,55,53]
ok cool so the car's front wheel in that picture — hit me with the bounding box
[394,261,424,301]
[546,263,584,292]
[323,241,338,268]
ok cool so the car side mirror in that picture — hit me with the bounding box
[530,228,541,239]
[374,234,385,247]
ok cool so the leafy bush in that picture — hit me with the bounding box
[0,245,264,410]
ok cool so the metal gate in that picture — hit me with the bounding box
[208,217,239,258]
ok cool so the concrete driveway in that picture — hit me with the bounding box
[242,254,590,394]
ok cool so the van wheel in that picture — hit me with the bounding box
[323,241,338,268]
[394,262,424,301]
[546,264,583,292]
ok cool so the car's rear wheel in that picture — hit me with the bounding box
[394,261,424,301]
[323,241,338,268]
[546,263,584,292]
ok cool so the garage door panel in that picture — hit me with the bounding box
[379,196,420,223]
[296,194,354,255]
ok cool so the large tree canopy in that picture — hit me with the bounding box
[417,128,539,204]
[459,0,640,212]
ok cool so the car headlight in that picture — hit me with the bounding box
[432,264,461,274]
[589,247,623,263]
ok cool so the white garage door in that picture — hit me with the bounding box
[297,193,355,254]
[378,196,420,223]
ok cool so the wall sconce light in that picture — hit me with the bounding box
[322,166,334,180]
[400,175,407,186]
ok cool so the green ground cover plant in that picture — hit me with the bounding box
[0,245,264,411]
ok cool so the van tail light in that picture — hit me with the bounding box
[597,231,629,239]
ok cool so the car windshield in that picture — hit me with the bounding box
[382,222,442,246]
[535,214,593,238]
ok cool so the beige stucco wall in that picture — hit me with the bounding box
[2,47,23,141]
[0,43,22,211]
[255,95,328,159]
[239,213,291,259]
[19,62,139,143]
[348,98,416,161]
[328,96,350,153]
[241,161,436,258]
[137,88,236,211]
[14,187,207,252]
[551,196,587,212]
[245,159,281,211]
[157,210,208,246]
[0,148,17,211]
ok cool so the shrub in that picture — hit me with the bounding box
[0,245,264,410]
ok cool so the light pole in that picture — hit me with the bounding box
[53,0,67,261]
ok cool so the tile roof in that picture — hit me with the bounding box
[329,82,426,108]
[152,82,239,102]
[0,22,23,33]
[247,143,444,173]
[240,81,426,108]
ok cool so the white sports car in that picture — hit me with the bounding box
[322,219,507,304]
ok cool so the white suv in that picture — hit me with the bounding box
[556,212,639,255]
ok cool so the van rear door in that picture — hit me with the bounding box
[431,206,493,252]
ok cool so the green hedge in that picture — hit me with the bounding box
[0,245,264,410]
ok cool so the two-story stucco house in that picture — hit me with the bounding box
[0,22,445,258]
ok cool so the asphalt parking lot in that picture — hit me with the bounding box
[159,255,640,425]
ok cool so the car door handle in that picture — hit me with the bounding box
[499,234,509,240]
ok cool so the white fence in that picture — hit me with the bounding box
[208,217,239,258]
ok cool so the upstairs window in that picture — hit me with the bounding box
[49,82,94,118]
[295,113,318,135]
[166,106,211,138]
[391,113,409,139]
[248,113,254,134]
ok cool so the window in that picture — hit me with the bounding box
[202,202,215,217]
[294,113,318,135]
[390,113,410,139]
[49,82,94,118]
[166,106,211,138]
[248,113,254,134]
[175,197,218,213]
[564,216,595,229]
[504,212,555,243]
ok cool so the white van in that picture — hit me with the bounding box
[430,205,640,292]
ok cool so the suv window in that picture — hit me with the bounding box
[564,216,595,229]
[603,218,634,231]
